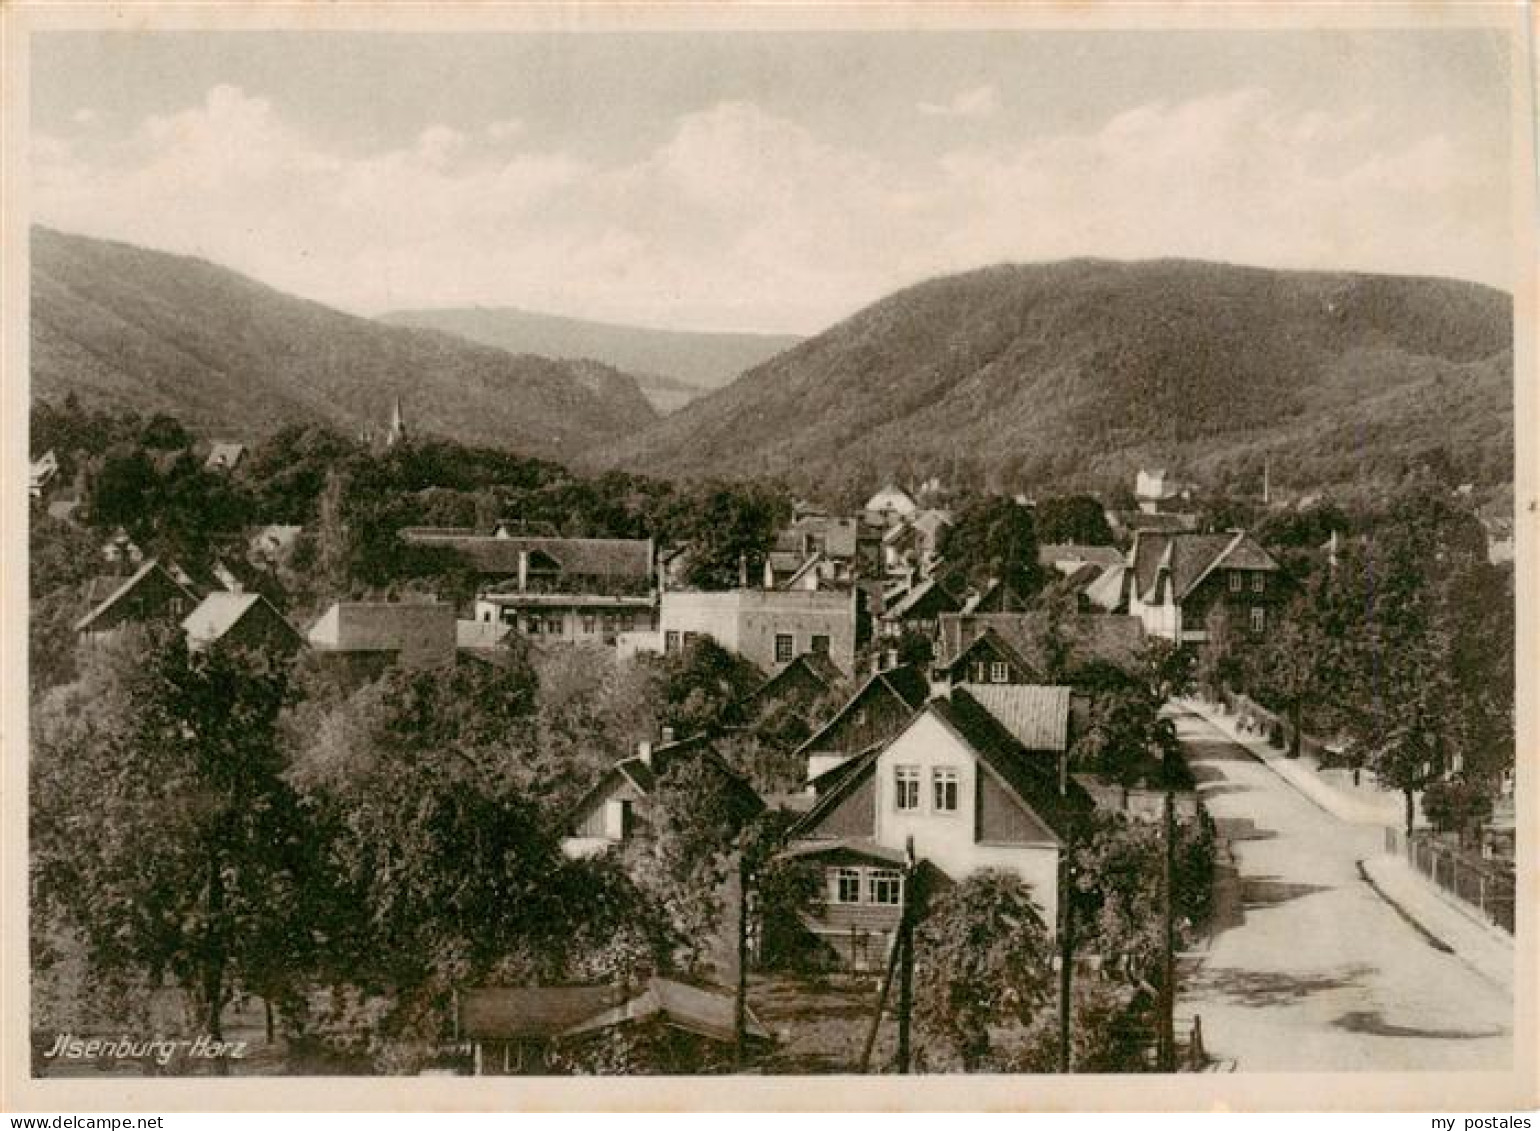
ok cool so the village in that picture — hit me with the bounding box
[27,396,1517,1077]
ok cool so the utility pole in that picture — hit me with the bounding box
[1157,789,1177,1072]
[1057,852,1075,1073]
[895,837,917,1074]
[733,847,751,1070]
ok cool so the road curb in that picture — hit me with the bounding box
[1174,697,1397,827]
[1358,856,1513,992]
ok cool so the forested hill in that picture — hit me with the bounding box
[30,227,659,462]
[590,259,1512,503]
[380,305,803,404]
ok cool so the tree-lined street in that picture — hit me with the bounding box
[1172,705,1511,1071]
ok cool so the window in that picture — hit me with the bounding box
[869,869,903,905]
[990,661,1009,684]
[547,615,564,637]
[1251,573,1265,593]
[620,613,635,633]
[895,766,921,811]
[665,630,681,653]
[811,634,830,655]
[1250,607,1265,633]
[775,633,795,663]
[581,614,597,634]
[683,631,699,647]
[1228,572,1243,593]
[528,617,543,636]
[932,767,959,813]
[834,867,863,903]
[972,661,990,683]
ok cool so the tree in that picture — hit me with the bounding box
[940,496,1045,594]
[650,636,764,736]
[1421,777,1494,849]
[912,870,1054,1070]
[629,755,756,974]
[665,482,788,590]
[1034,495,1115,546]
[32,627,324,1046]
[1240,594,1322,758]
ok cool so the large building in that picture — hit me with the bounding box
[655,588,861,676]
[782,685,1088,969]
[1121,529,1283,643]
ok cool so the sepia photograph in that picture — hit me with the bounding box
[2,0,1533,1114]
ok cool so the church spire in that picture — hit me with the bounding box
[387,395,406,448]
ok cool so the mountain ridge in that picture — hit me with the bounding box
[30,227,659,461]
[587,257,1512,502]
[380,305,803,410]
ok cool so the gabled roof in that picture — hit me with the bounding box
[1038,544,1125,570]
[788,743,886,838]
[928,689,1091,842]
[883,576,962,621]
[1131,530,1280,604]
[205,442,246,471]
[565,977,771,1045]
[741,651,842,710]
[936,612,1146,676]
[958,684,1072,752]
[73,559,194,633]
[945,627,1037,680]
[307,600,457,653]
[458,985,629,1040]
[399,531,653,580]
[782,553,825,590]
[181,591,257,646]
[568,734,762,827]
[1082,563,1129,612]
[794,690,1090,848]
[792,664,929,761]
[911,509,954,539]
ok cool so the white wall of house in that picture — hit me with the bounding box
[658,589,857,674]
[871,711,1060,931]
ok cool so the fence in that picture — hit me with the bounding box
[1385,827,1515,934]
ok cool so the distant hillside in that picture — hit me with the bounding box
[380,305,803,407]
[31,228,658,461]
[592,259,1512,502]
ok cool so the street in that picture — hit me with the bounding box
[1171,705,1513,1071]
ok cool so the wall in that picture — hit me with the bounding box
[659,589,857,675]
[871,711,1060,931]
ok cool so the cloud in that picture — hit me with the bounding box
[31,83,1510,333]
[918,84,1000,119]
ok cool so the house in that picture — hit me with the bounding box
[306,600,457,675]
[935,611,1146,685]
[961,574,1036,614]
[1038,544,1125,577]
[1125,529,1283,643]
[766,515,882,587]
[736,652,844,721]
[864,484,918,525]
[74,560,197,640]
[182,591,305,654]
[782,685,1089,968]
[877,575,963,640]
[457,977,770,1075]
[204,442,247,473]
[655,588,860,676]
[402,528,657,645]
[1134,467,1191,515]
[29,450,59,498]
[881,509,953,577]
[563,733,763,858]
[795,662,930,786]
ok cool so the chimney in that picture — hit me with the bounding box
[517,549,529,593]
[660,726,676,745]
[738,553,748,588]
[637,740,652,767]
[928,669,952,701]
[882,647,899,672]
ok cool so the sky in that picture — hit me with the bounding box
[31,28,1515,334]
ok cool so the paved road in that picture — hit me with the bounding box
[1171,704,1512,1071]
